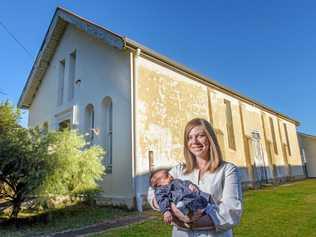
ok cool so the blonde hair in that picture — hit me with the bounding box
[183,118,223,174]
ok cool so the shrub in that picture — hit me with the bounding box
[40,130,105,196]
[0,101,50,220]
[0,101,105,220]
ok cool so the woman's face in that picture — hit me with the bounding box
[187,125,210,160]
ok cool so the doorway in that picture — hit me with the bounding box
[251,131,268,184]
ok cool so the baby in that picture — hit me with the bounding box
[150,168,209,224]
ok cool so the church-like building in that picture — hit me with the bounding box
[19,7,305,209]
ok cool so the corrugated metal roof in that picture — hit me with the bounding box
[298,132,316,139]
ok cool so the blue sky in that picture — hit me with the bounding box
[1,0,315,135]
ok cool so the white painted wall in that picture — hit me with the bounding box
[28,25,133,206]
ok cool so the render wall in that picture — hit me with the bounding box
[28,25,133,206]
[298,134,316,177]
[135,56,304,192]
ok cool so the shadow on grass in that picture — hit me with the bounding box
[0,202,136,237]
[0,202,83,226]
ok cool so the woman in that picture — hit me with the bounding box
[147,118,243,237]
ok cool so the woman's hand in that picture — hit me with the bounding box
[190,209,204,222]
[163,211,173,224]
[170,203,191,223]
[190,214,214,229]
[170,204,214,229]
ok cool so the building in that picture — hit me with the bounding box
[18,7,305,209]
[298,133,316,177]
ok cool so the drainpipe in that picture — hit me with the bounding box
[130,47,143,212]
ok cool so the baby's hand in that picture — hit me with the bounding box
[163,211,173,224]
[189,184,199,192]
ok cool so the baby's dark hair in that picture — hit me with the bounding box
[149,168,170,187]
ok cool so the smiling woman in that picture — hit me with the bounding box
[187,126,210,161]
[183,119,222,175]
[148,118,243,237]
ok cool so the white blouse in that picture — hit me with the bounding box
[147,161,243,237]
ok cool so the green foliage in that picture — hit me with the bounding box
[0,101,106,220]
[0,101,21,134]
[0,101,50,220]
[40,130,105,196]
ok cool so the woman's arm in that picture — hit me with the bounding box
[174,163,242,231]
[170,204,214,229]
[204,163,243,231]
[190,214,214,229]
[170,203,191,223]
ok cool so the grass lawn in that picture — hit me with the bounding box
[0,203,137,237]
[92,179,316,237]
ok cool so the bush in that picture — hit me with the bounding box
[0,101,106,220]
[0,101,50,220]
[40,130,105,196]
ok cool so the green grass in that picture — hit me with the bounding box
[234,179,316,237]
[2,180,316,237]
[92,179,316,237]
[0,203,137,237]
[91,217,173,237]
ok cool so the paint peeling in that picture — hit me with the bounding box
[135,62,209,173]
[134,56,303,181]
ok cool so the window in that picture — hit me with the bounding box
[85,104,95,143]
[68,51,76,101]
[58,119,70,131]
[57,59,65,106]
[269,117,278,154]
[224,99,236,150]
[102,97,113,172]
[283,123,291,156]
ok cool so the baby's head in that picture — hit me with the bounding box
[150,169,173,188]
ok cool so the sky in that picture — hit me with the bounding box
[0,0,315,135]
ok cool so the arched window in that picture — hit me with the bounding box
[85,104,95,143]
[102,97,113,172]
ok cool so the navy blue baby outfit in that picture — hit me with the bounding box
[155,179,209,215]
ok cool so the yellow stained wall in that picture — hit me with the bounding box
[285,122,303,166]
[135,57,209,174]
[135,56,303,180]
[209,90,246,168]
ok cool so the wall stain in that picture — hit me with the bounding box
[136,66,209,171]
[135,59,303,175]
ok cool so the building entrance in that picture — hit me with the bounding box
[251,131,269,184]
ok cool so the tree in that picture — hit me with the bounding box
[0,101,50,220]
[0,101,106,221]
[40,130,105,196]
